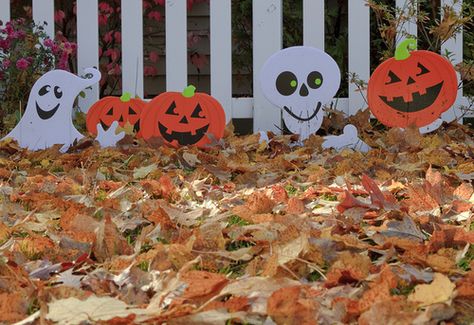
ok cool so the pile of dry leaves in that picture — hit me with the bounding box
[0,111,473,324]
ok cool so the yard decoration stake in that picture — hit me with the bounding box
[260,46,370,152]
[2,68,112,151]
[141,85,226,148]
[367,39,458,129]
[86,92,146,137]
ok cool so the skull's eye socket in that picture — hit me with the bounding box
[39,85,50,96]
[416,63,430,76]
[276,71,298,96]
[54,86,63,99]
[106,108,114,116]
[191,104,205,119]
[166,101,179,116]
[128,107,136,115]
[385,71,402,85]
[307,71,323,89]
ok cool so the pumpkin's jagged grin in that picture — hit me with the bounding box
[159,122,209,145]
[100,119,140,133]
[36,102,60,120]
[379,81,443,113]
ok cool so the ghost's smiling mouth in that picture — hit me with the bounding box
[283,102,322,122]
[379,81,443,113]
[36,102,60,120]
[158,122,209,146]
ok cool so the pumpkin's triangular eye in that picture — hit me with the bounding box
[385,71,402,85]
[106,107,114,116]
[416,63,430,76]
[128,107,136,115]
[191,104,204,119]
[166,101,178,115]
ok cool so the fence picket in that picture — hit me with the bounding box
[0,0,10,24]
[121,0,144,98]
[210,0,232,122]
[32,0,54,39]
[303,0,324,49]
[348,0,370,115]
[253,0,282,134]
[166,0,188,92]
[396,0,418,45]
[441,0,466,122]
[77,0,99,111]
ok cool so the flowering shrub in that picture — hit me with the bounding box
[52,0,208,97]
[0,18,77,129]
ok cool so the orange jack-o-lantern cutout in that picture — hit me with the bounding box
[368,39,458,128]
[141,85,226,148]
[86,92,146,137]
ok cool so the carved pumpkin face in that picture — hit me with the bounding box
[141,85,226,148]
[86,93,146,137]
[368,39,458,128]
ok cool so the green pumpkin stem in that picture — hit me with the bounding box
[182,85,196,98]
[395,39,417,61]
[120,92,132,102]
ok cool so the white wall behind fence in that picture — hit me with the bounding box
[1,0,471,129]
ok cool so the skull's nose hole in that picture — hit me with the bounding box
[179,116,189,124]
[118,115,124,122]
[299,83,309,97]
[407,77,416,85]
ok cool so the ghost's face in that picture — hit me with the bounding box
[35,84,64,120]
[27,69,100,124]
[260,46,341,135]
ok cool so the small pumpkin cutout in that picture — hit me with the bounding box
[86,92,146,137]
[141,85,226,148]
[368,39,458,128]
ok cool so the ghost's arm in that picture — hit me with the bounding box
[95,121,125,147]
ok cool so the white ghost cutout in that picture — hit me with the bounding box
[260,46,370,152]
[3,68,102,151]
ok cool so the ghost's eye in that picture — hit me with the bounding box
[276,71,298,96]
[54,86,63,99]
[39,85,51,96]
[307,71,323,89]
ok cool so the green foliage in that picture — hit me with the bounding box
[227,215,251,227]
[458,244,474,271]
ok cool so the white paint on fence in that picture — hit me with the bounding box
[77,0,99,111]
[396,0,418,45]
[0,0,9,24]
[121,0,144,98]
[32,0,54,38]
[441,0,464,122]
[210,0,232,122]
[348,0,370,115]
[303,0,324,49]
[166,0,188,92]
[252,0,282,133]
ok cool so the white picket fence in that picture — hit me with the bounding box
[0,0,470,134]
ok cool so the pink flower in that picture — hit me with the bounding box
[147,11,162,22]
[16,58,30,70]
[54,10,65,24]
[2,59,11,69]
[149,51,158,63]
[44,38,54,48]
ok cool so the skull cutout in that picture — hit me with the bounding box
[260,46,341,139]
